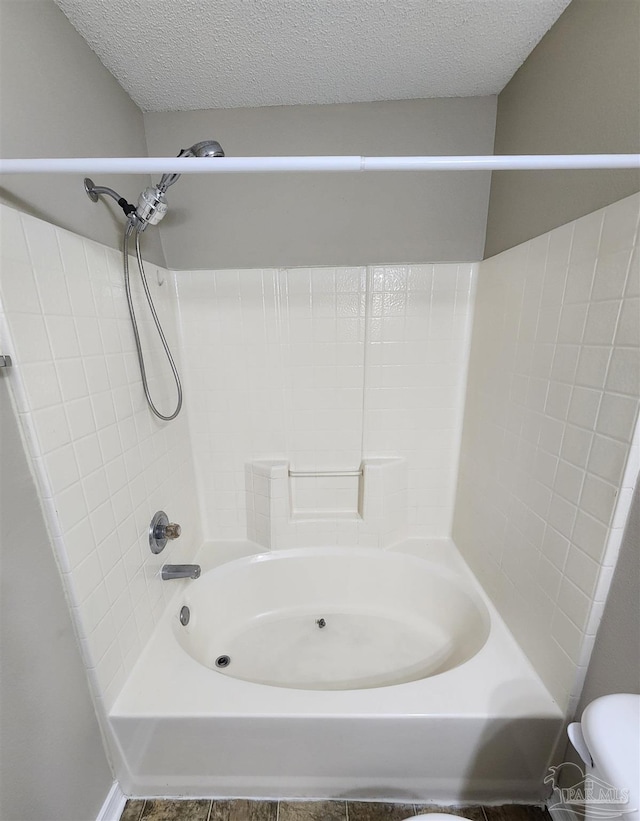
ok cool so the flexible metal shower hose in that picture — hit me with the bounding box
[123,222,183,421]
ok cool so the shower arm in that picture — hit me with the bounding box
[84,178,136,218]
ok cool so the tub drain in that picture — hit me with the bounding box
[215,655,231,668]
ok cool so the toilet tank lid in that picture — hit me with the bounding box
[582,693,640,798]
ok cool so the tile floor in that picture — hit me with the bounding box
[120,799,552,821]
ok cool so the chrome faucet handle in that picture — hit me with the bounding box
[149,510,182,554]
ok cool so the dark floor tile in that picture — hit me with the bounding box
[140,799,211,821]
[209,799,278,821]
[412,806,486,820]
[484,807,550,821]
[120,800,146,821]
[347,802,418,821]
[279,800,347,820]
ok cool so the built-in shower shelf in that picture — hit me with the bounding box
[245,458,407,549]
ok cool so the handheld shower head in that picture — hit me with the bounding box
[133,138,225,230]
[156,139,225,193]
[184,140,225,159]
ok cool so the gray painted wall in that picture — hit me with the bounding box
[144,97,497,270]
[577,479,640,708]
[0,0,165,266]
[556,477,640,772]
[485,0,640,258]
[0,378,113,821]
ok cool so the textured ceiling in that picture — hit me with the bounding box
[54,0,571,113]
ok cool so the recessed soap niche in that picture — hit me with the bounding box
[245,458,407,549]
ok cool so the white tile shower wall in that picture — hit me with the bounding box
[0,205,202,710]
[175,263,476,541]
[363,264,475,536]
[453,193,640,713]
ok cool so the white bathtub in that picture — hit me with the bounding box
[177,547,490,690]
[110,539,563,802]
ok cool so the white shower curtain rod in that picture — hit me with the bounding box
[0,154,638,174]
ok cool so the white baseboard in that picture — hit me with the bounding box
[96,782,127,821]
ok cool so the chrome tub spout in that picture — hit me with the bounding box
[161,564,201,580]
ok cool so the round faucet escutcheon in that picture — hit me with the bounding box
[149,510,182,554]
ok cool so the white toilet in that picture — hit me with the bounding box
[405,812,469,821]
[402,814,471,820]
[567,692,640,821]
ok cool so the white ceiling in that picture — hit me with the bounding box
[54,0,571,113]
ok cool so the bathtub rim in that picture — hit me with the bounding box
[110,538,563,722]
